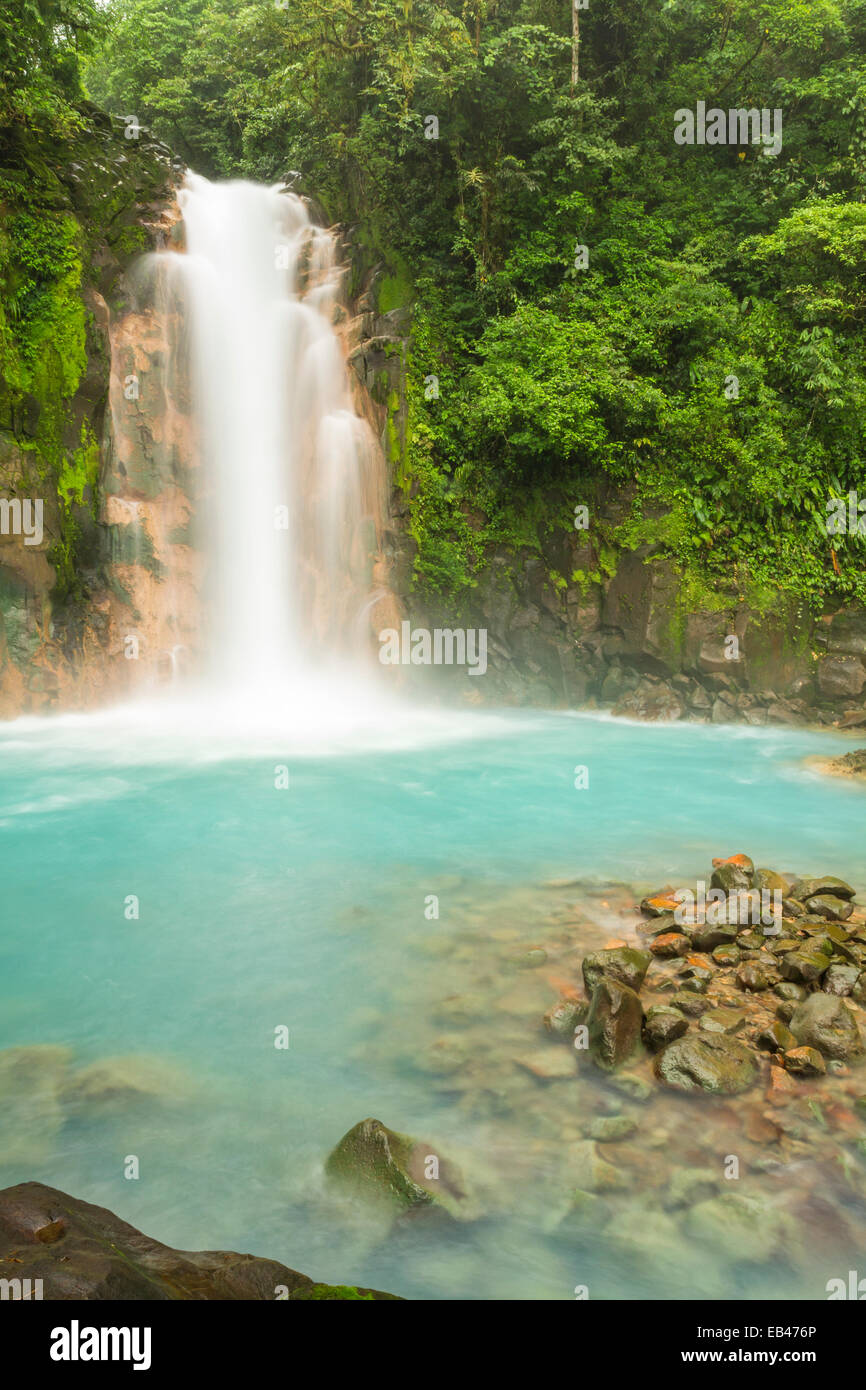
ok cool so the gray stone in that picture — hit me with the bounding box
[789,993,863,1061]
[823,963,861,996]
[817,655,866,699]
[644,1005,689,1051]
[654,1033,758,1095]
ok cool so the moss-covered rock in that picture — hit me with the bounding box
[654,1033,758,1095]
[325,1117,474,1222]
[586,976,645,1070]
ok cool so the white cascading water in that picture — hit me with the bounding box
[173,174,384,702]
[89,173,503,752]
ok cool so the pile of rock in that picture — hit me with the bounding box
[544,854,865,1096]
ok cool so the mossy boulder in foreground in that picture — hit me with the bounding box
[0,1182,399,1300]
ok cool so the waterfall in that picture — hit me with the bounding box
[170,173,383,697]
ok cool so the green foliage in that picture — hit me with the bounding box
[0,0,105,137]
[292,1283,376,1300]
[46,0,866,609]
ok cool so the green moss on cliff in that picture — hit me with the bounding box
[0,104,173,613]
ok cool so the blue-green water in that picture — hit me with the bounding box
[1,705,865,1299]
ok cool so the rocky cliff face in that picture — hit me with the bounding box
[0,109,190,717]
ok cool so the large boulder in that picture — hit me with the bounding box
[0,1182,399,1299]
[654,1033,758,1095]
[586,977,644,1070]
[325,1117,472,1221]
[817,655,866,699]
[789,993,863,1061]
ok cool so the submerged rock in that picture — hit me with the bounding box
[789,994,863,1061]
[514,1048,576,1081]
[61,1055,190,1114]
[607,1071,653,1102]
[567,1140,626,1192]
[0,1046,71,1167]
[818,749,866,779]
[0,1182,399,1299]
[664,1167,720,1210]
[587,1114,637,1142]
[686,1192,795,1263]
[654,1034,757,1095]
[325,1118,473,1221]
